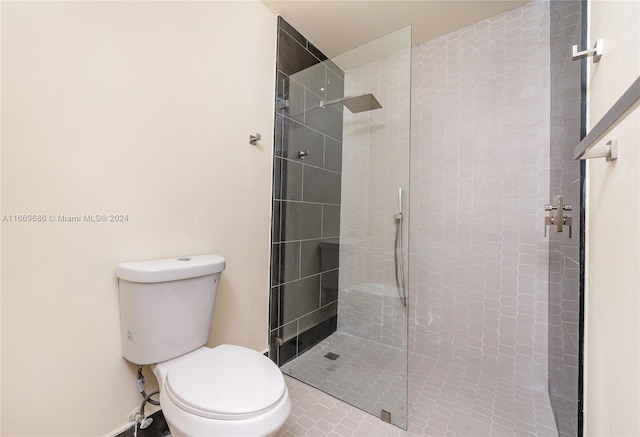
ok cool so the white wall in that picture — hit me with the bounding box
[584,1,640,435]
[0,2,276,436]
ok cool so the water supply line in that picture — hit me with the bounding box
[394,188,407,311]
[137,366,160,406]
[137,389,159,430]
[134,366,160,431]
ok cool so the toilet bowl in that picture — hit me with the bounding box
[153,346,291,437]
[116,254,291,437]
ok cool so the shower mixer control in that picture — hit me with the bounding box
[298,150,309,159]
[544,195,572,237]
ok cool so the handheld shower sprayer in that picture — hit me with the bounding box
[394,188,407,310]
[394,188,403,221]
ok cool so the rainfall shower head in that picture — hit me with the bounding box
[320,93,382,113]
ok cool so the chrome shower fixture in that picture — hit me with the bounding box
[394,188,407,310]
[320,93,382,113]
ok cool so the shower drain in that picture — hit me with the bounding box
[323,352,340,361]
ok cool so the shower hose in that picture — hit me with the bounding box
[394,213,407,309]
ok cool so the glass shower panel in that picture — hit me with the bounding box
[548,1,583,435]
[275,26,411,430]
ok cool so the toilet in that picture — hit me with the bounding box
[116,254,291,437]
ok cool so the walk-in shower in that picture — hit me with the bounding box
[270,21,411,430]
[271,2,582,434]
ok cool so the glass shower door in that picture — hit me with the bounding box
[271,24,411,430]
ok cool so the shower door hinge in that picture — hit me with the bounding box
[380,410,391,423]
[276,100,290,111]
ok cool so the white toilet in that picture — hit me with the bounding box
[116,254,291,437]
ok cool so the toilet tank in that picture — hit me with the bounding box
[116,254,226,365]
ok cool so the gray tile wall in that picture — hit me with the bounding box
[548,1,582,435]
[270,17,345,365]
[410,1,551,391]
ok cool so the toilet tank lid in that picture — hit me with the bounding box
[116,254,225,283]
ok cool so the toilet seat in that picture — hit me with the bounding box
[165,345,286,420]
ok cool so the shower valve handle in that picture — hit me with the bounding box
[544,195,572,237]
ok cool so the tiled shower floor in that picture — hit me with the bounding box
[277,332,558,437]
[281,331,408,427]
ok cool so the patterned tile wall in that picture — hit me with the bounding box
[410,1,551,391]
[339,47,411,347]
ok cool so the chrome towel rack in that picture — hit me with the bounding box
[574,76,640,161]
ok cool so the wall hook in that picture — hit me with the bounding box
[572,39,602,63]
[249,133,261,145]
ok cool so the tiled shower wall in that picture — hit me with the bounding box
[410,1,551,391]
[272,4,579,421]
[338,47,411,347]
[270,18,345,366]
[548,1,582,435]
